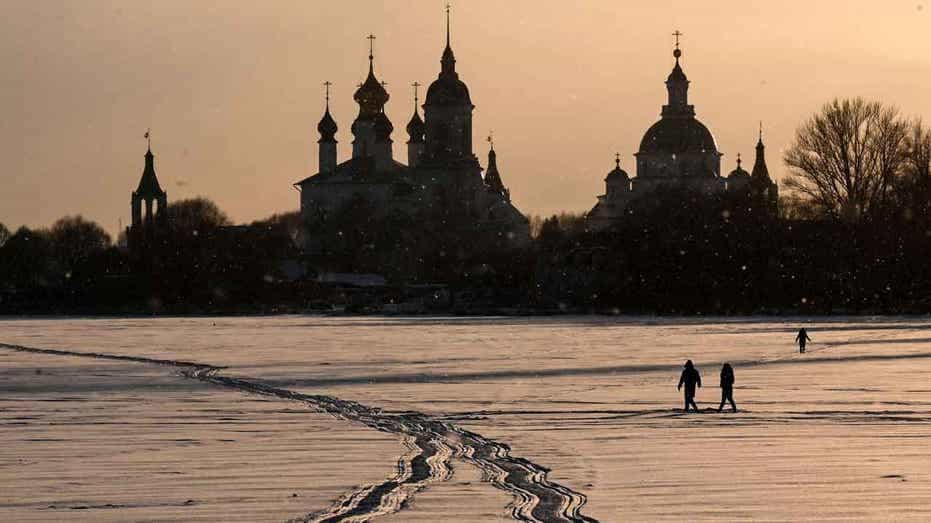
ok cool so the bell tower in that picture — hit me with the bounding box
[129,131,168,252]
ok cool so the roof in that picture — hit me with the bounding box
[295,156,412,186]
[135,149,165,197]
[638,117,719,155]
[424,43,473,107]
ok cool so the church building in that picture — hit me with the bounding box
[295,11,529,252]
[588,37,777,229]
[127,138,169,254]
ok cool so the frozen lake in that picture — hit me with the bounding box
[3,316,931,521]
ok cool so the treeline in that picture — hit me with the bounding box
[0,198,301,314]
[4,97,931,315]
[529,98,931,314]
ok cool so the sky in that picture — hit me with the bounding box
[3,0,931,236]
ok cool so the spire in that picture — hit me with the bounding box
[484,134,507,198]
[368,34,375,74]
[736,153,742,169]
[136,138,164,197]
[751,122,771,180]
[441,3,457,77]
[318,81,338,142]
[446,2,451,48]
[615,152,621,170]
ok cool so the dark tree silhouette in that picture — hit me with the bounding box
[167,197,232,234]
[48,216,112,273]
[898,119,931,223]
[784,98,909,223]
[0,227,53,290]
[0,222,9,248]
[251,210,303,245]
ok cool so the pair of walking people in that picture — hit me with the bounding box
[677,360,736,413]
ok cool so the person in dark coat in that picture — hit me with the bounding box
[677,360,702,412]
[796,328,812,353]
[718,363,737,412]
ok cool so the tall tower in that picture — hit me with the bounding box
[129,133,168,251]
[351,35,394,170]
[423,5,475,164]
[483,135,509,201]
[318,81,338,173]
[751,123,779,209]
[406,82,425,168]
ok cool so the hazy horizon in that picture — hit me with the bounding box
[4,0,931,235]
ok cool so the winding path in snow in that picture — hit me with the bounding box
[0,342,598,523]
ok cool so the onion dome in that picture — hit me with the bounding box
[425,49,472,106]
[373,111,394,141]
[355,71,389,115]
[317,107,338,142]
[406,111,425,143]
[727,154,750,179]
[424,10,472,107]
[354,40,389,116]
[605,154,630,181]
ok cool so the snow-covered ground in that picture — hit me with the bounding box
[2,316,931,521]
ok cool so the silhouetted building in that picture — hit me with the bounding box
[295,11,529,253]
[726,154,751,193]
[749,127,779,211]
[588,37,778,228]
[128,143,168,253]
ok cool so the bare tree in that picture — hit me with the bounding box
[0,222,9,248]
[897,119,931,221]
[49,216,112,273]
[784,98,909,222]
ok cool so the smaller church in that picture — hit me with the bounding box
[295,10,530,253]
[127,137,169,254]
[588,37,778,229]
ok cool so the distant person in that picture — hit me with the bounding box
[796,328,812,353]
[718,363,737,412]
[677,360,702,412]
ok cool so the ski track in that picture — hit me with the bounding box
[0,343,598,523]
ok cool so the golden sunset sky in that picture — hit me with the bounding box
[3,0,931,235]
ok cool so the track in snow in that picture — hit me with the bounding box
[0,343,598,523]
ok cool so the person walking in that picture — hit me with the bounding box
[718,363,737,412]
[796,328,812,353]
[677,360,702,412]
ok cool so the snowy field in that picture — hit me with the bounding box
[2,316,931,522]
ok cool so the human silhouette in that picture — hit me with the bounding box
[677,360,702,412]
[795,328,811,353]
[718,363,737,412]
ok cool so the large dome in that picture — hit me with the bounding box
[638,117,719,154]
[424,76,472,107]
[425,44,472,107]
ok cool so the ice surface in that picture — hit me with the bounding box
[2,316,931,521]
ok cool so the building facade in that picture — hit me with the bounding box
[295,16,529,252]
[588,41,777,229]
